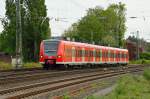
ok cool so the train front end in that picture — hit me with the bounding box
[39,40,60,69]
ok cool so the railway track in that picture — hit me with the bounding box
[0,65,145,99]
[0,68,43,77]
[0,65,142,85]
[0,67,120,86]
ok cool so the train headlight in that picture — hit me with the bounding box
[40,55,43,58]
[57,55,62,58]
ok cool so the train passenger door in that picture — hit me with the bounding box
[93,49,96,63]
[108,49,110,63]
[82,48,85,62]
[120,51,122,63]
[72,47,75,63]
[100,49,102,63]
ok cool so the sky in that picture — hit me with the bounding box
[0,0,150,41]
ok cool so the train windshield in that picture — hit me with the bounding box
[44,41,59,56]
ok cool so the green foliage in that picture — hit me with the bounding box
[130,59,150,64]
[63,3,126,47]
[63,94,70,99]
[0,0,51,62]
[140,52,150,60]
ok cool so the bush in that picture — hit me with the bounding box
[130,59,150,64]
[140,52,150,60]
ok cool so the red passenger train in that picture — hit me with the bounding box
[39,39,129,69]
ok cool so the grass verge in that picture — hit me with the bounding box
[87,67,150,99]
[0,61,12,70]
[0,61,42,70]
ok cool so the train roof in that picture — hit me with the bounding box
[43,39,60,42]
[43,39,128,51]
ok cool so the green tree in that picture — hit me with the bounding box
[108,2,126,47]
[63,3,126,47]
[0,0,51,61]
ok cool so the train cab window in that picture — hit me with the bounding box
[44,41,59,56]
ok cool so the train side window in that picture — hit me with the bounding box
[114,51,116,58]
[108,50,110,58]
[124,53,126,58]
[117,53,118,58]
[100,49,102,58]
[69,48,71,58]
[99,50,100,58]
[77,49,79,57]
[75,48,77,57]
[120,52,122,58]
[82,49,85,57]
[78,49,80,57]
[85,50,87,57]
[95,50,97,58]
[80,50,82,57]
[93,49,96,58]
[102,51,105,58]
[90,51,91,57]
[72,48,75,57]
[105,51,108,58]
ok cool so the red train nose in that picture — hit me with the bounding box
[48,56,56,59]
[46,60,55,64]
